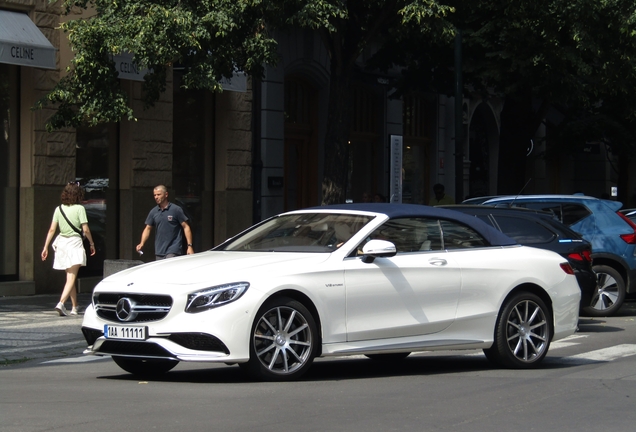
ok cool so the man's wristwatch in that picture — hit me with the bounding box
[187,244,193,247]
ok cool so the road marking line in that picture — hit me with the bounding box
[550,334,588,350]
[558,344,636,364]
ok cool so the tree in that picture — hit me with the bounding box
[38,0,280,129]
[461,0,636,194]
[381,0,636,195]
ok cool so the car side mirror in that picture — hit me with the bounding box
[361,239,397,263]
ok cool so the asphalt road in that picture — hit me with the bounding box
[2,296,636,431]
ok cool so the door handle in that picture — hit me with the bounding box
[428,258,447,266]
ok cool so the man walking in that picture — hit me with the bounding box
[136,185,194,259]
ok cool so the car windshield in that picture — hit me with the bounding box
[221,213,375,252]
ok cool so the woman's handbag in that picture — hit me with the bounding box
[58,205,92,255]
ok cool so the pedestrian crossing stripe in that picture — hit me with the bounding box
[550,334,588,349]
[556,344,636,364]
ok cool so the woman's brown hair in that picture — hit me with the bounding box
[61,182,84,205]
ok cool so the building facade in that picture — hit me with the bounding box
[2,3,632,296]
[255,29,459,219]
[0,1,253,296]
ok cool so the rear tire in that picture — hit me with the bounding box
[484,292,552,368]
[112,356,179,377]
[581,265,625,317]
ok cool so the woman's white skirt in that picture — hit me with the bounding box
[52,235,86,270]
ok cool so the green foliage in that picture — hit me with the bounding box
[286,1,454,62]
[454,0,636,111]
[38,0,280,130]
[375,0,636,160]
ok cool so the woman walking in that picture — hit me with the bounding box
[41,182,96,316]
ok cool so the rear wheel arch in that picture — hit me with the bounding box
[485,288,554,368]
[591,257,628,290]
[498,284,554,339]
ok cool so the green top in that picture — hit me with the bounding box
[53,204,89,237]
[428,195,456,206]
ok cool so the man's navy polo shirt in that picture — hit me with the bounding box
[145,202,188,256]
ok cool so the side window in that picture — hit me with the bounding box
[492,216,555,244]
[360,218,443,254]
[440,220,489,249]
[520,202,563,221]
[515,202,591,227]
[561,204,592,226]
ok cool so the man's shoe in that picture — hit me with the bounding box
[55,302,68,316]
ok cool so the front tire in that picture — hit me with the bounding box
[581,265,625,317]
[242,297,318,381]
[484,292,552,368]
[112,356,179,377]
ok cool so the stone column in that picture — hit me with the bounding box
[214,85,254,245]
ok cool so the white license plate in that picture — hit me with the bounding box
[104,324,147,340]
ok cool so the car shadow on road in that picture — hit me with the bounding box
[577,318,624,333]
[97,354,500,384]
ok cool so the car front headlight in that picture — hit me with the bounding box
[185,282,249,313]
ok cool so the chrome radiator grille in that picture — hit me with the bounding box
[94,293,173,323]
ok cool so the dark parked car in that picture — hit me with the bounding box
[481,195,636,317]
[441,205,595,312]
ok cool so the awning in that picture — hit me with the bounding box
[0,10,56,69]
[220,72,247,93]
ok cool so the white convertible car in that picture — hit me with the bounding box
[81,204,581,380]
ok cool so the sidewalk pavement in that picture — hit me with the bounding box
[0,293,93,365]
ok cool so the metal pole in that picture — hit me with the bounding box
[454,28,464,203]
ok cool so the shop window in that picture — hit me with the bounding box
[173,71,209,251]
[76,125,116,277]
[0,64,18,280]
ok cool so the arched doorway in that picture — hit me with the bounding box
[284,77,319,210]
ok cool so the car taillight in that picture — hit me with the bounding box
[567,250,592,262]
[567,253,582,261]
[582,249,592,261]
[617,212,636,244]
[620,233,636,244]
[560,262,575,275]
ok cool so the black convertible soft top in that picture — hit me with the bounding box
[311,203,518,247]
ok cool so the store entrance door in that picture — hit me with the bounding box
[284,77,319,210]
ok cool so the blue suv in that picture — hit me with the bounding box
[480,195,636,316]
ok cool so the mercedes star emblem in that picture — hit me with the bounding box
[115,298,136,322]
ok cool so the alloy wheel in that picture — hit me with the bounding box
[253,305,313,376]
[504,299,549,363]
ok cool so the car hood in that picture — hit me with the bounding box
[99,251,331,289]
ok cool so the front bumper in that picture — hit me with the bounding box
[82,330,236,362]
[81,295,255,363]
